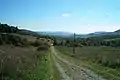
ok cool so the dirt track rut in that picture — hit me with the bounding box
[51,46,105,80]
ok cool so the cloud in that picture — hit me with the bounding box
[61,13,71,17]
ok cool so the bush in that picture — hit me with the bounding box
[0,34,31,46]
[37,44,49,51]
[31,40,42,47]
[0,35,3,45]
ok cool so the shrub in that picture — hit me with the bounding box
[31,40,42,47]
[0,35,3,45]
[37,43,49,51]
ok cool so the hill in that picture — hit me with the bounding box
[18,29,40,37]
[0,23,54,80]
[76,29,120,38]
[0,23,40,37]
[115,29,120,33]
[37,29,120,39]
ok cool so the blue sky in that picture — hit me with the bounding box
[0,0,120,33]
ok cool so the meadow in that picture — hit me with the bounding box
[0,45,50,80]
[56,46,120,80]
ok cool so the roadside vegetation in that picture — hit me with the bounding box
[53,31,120,80]
[0,45,48,80]
[0,23,55,80]
[56,46,120,80]
[54,37,120,47]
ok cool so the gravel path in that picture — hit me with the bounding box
[52,53,72,80]
[51,46,106,80]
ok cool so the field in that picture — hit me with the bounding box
[0,45,51,80]
[56,46,120,80]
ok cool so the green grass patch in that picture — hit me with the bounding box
[30,52,51,80]
[21,48,60,80]
[49,50,61,80]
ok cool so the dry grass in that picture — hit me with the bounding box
[0,45,47,80]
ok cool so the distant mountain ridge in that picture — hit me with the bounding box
[77,29,120,38]
[115,29,120,33]
[37,29,120,38]
[38,31,74,37]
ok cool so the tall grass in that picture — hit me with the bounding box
[0,45,48,80]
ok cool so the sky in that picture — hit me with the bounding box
[0,0,120,34]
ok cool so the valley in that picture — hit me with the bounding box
[0,23,120,80]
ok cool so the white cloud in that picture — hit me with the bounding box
[61,13,71,17]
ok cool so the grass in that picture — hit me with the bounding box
[37,49,60,80]
[0,32,56,80]
[0,45,50,80]
[29,52,50,80]
[49,49,61,80]
[56,46,120,80]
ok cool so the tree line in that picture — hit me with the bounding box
[0,23,18,33]
[53,37,120,47]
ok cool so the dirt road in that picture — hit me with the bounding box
[51,46,105,80]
